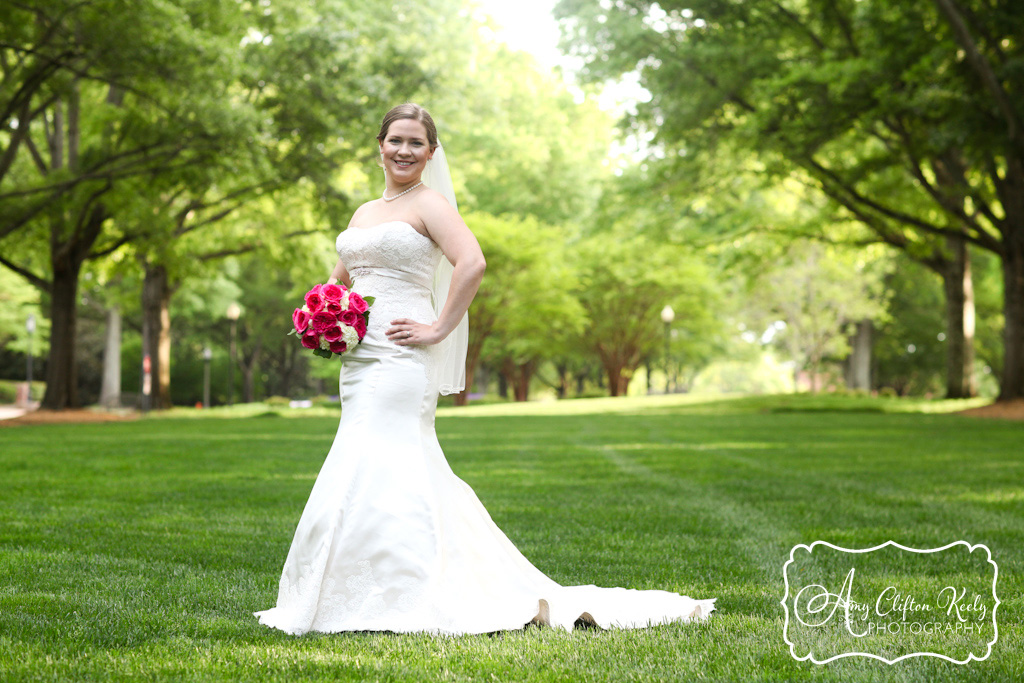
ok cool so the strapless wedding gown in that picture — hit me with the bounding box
[254,220,716,635]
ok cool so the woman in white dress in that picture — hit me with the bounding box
[254,103,716,635]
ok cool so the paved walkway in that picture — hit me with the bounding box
[0,405,31,420]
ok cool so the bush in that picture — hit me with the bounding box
[0,380,45,403]
[310,394,339,408]
[264,396,291,406]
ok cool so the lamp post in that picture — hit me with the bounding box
[660,305,675,394]
[226,303,241,406]
[25,314,35,402]
[202,346,212,409]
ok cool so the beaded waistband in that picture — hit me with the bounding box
[351,266,432,291]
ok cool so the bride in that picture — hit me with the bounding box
[255,103,716,635]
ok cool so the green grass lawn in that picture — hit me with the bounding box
[0,393,1020,682]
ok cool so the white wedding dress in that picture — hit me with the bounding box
[254,220,716,635]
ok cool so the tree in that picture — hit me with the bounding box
[746,239,891,392]
[556,0,1024,400]
[873,256,948,395]
[0,0,436,409]
[0,0,253,408]
[574,235,717,396]
[471,213,585,401]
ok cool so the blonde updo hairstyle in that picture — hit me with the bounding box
[377,103,439,155]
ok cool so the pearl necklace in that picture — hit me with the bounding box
[382,181,423,202]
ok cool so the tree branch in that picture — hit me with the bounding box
[178,203,246,235]
[933,0,1024,155]
[194,229,321,262]
[684,58,758,114]
[23,126,50,175]
[0,252,50,291]
[196,245,261,261]
[0,141,193,200]
[768,1,825,52]
[825,0,860,56]
[799,155,996,251]
[875,117,1001,251]
[175,181,279,237]
[87,232,139,259]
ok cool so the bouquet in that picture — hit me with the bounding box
[290,283,374,359]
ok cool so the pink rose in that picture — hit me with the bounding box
[311,311,336,334]
[321,283,344,301]
[292,308,312,334]
[300,331,319,349]
[339,309,359,326]
[304,285,324,312]
[354,316,367,338]
[329,340,348,354]
[348,293,368,313]
[311,309,339,333]
[323,325,343,342]
[325,301,343,316]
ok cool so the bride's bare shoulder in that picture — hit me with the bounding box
[415,187,459,221]
[348,199,384,227]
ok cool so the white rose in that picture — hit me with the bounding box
[342,325,359,348]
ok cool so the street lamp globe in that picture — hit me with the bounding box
[660,305,675,324]
[226,303,241,320]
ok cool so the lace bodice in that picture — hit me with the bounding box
[336,221,442,287]
[335,221,443,369]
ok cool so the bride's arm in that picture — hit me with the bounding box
[388,194,485,346]
[330,204,373,288]
[326,258,352,289]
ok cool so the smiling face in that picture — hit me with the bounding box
[378,118,435,184]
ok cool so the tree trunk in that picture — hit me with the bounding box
[555,361,569,399]
[478,364,491,398]
[242,364,255,404]
[941,235,976,398]
[142,263,173,410]
[809,353,821,394]
[41,261,81,409]
[453,359,477,407]
[100,306,121,407]
[847,319,872,391]
[605,362,631,397]
[39,94,86,411]
[455,320,489,407]
[501,358,536,402]
[240,338,262,404]
[510,370,526,402]
[1000,227,1024,401]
